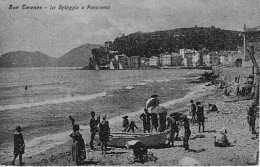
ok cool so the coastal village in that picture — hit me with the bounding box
[87,25,259,71]
[6,25,257,166]
[2,0,260,166]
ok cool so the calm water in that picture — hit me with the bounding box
[0,67,193,109]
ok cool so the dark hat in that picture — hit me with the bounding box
[123,116,128,119]
[16,126,22,132]
[90,111,95,115]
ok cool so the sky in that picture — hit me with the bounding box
[0,0,259,57]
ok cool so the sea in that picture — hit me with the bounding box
[0,67,198,163]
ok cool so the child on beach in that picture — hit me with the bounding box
[12,126,25,166]
[127,121,138,133]
[99,115,110,154]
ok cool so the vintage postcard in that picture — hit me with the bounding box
[0,0,259,166]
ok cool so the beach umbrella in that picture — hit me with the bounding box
[151,106,167,114]
[179,157,200,166]
[150,94,159,98]
[146,98,159,109]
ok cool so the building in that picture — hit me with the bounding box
[171,53,183,66]
[129,56,140,69]
[140,57,149,69]
[179,49,198,67]
[105,41,113,48]
[116,54,129,69]
[149,56,159,67]
[159,53,172,67]
[192,52,200,67]
[203,52,220,67]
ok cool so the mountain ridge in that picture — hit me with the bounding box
[0,43,101,68]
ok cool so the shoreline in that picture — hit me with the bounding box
[1,81,213,165]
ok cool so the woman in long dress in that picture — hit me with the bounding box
[70,124,86,164]
[99,115,110,154]
[12,126,25,166]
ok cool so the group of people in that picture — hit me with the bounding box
[11,96,257,165]
[68,111,110,164]
[190,100,206,133]
[122,116,138,133]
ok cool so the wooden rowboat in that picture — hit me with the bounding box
[95,132,168,148]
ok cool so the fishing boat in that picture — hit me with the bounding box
[95,132,168,148]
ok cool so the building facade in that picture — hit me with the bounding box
[179,49,198,67]
[129,56,140,69]
[159,53,172,67]
[149,56,159,67]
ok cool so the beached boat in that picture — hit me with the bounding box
[95,132,168,148]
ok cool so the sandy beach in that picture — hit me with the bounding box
[2,69,259,166]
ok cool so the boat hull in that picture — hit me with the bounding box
[95,132,168,148]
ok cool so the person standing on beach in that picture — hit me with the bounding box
[158,112,167,132]
[99,115,110,154]
[89,111,99,150]
[146,95,160,132]
[247,103,257,134]
[196,102,205,133]
[140,109,151,133]
[122,116,129,132]
[70,124,86,164]
[166,116,179,147]
[190,100,196,123]
[182,115,191,150]
[12,126,25,166]
[151,113,158,132]
[69,116,75,126]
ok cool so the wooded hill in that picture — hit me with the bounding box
[111,26,243,57]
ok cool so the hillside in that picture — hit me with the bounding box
[57,44,100,67]
[112,26,243,57]
[0,51,56,68]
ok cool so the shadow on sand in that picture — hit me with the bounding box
[78,160,99,166]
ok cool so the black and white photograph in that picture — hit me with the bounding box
[0,0,259,166]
